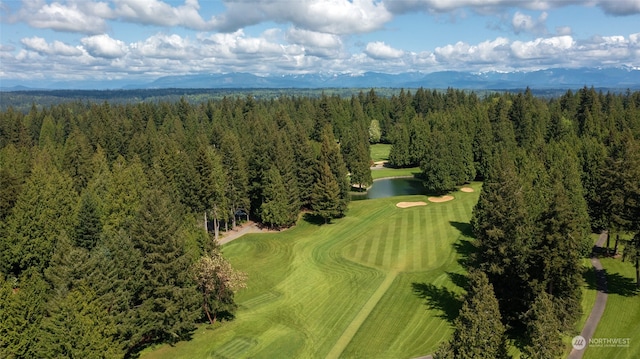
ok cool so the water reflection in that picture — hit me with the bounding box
[351,177,425,200]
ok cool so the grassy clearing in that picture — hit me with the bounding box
[371,167,421,180]
[369,143,420,180]
[370,143,392,162]
[583,257,640,359]
[142,184,481,359]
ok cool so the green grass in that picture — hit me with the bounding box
[582,257,640,359]
[371,167,421,180]
[564,233,640,359]
[369,143,420,180]
[370,143,392,162]
[142,183,482,359]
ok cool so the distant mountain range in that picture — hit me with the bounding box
[2,67,640,91]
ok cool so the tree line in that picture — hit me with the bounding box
[1,87,639,358]
[393,88,640,359]
[0,93,373,357]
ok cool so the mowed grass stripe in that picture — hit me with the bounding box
[403,209,420,270]
[325,271,399,359]
[347,241,356,259]
[382,215,397,268]
[388,216,406,268]
[375,225,388,267]
[424,206,442,268]
[360,236,373,263]
[397,209,409,270]
[451,197,464,223]
[213,337,256,359]
[435,204,453,267]
[415,207,427,272]
[367,229,381,265]
[420,206,430,270]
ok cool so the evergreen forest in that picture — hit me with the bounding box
[1,87,640,358]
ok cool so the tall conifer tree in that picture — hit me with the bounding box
[129,184,199,350]
[435,270,509,359]
[311,161,341,224]
[260,167,291,229]
[471,151,533,327]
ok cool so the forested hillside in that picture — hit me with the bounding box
[1,87,640,358]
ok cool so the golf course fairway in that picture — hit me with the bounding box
[142,183,481,359]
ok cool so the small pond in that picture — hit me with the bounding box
[351,177,426,200]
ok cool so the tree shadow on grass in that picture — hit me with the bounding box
[450,221,477,268]
[583,265,639,297]
[453,239,476,268]
[446,271,468,290]
[449,221,473,237]
[411,281,463,323]
[409,222,476,324]
[302,213,326,226]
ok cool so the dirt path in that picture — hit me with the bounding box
[567,231,608,359]
[370,160,389,169]
[216,221,265,245]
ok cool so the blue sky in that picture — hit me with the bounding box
[1,0,639,85]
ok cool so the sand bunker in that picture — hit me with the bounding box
[396,201,428,208]
[460,187,474,193]
[371,161,388,169]
[428,195,455,203]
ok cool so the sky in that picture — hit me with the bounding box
[1,0,640,85]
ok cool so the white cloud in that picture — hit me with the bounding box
[9,0,218,33]
[6,0,639,44]
[210,0,392,34]
[198,29,303,61]
[235,36,283,56]
[435,37,510,65]
[112,0,213,30]
[512,11,547,35]
[574,34,636,64]
[285,28,343,58]
[20,37,49,53]
[81,34,127,58]
[15,0,110,34]
[131,33,191,60]
[365,41,404,59]
[196,31,243,59]
[384,0,640,16]
[3,26,640,81]
[385,0,571,14]
[21,36,83,56]
[511,35,574,60]
[411,51,438,66]
[596,0,640,16]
